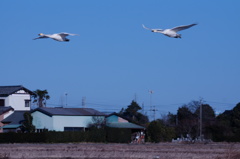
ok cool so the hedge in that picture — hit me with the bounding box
[0,128,132,143]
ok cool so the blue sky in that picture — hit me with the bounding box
[1,1,240,119]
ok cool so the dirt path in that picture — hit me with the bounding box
[0,142,239,159]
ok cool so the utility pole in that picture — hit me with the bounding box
[141,102,144,114]
[200,104,202,141]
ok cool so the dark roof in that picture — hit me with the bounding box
[106,112,119,117]
[32,107,106,117]
[0,106,14,115]
[106,122,145,129]
[1,111,28,124]
[101,111,115,115]
[0,85,35,97]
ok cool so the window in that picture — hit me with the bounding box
[64,127,84,132]
[0,99,5,106]
[25,100,31,107]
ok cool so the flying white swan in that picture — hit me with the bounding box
[33,32,78,42]
[142,23,197,38]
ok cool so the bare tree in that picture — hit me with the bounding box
[88,116,106,129]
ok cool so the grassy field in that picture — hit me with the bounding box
[0,142,240,159]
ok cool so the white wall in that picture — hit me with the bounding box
[32,111,105,131]
[7,90,31,111]
[52,116,95,131]
[32,111,53,130]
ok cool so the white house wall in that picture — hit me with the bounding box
[3,110,14,119]
[7,92,31,111]
[32,111,53,130]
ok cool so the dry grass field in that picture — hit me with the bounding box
[0,142,240,159]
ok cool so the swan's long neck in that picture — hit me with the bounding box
[152,29,163,33]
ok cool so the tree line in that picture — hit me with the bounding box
[120,100,240,142]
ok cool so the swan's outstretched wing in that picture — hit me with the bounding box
[171,23,197,32]
[33,36,48,40]
[59,33,78,37]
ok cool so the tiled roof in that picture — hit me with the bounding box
[32,107,106,117]
[106,122,145,129]
[0,85,34,97]
[1,111,28,124]
[0,106,14,115]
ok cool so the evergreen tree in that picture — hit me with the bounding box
[147,120,175,142]
[120,100,149,125]
[22,112,35,133]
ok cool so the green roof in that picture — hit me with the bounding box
[106,122,145,129]
[1,124,21,129]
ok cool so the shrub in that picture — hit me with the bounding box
[147,120,176,142]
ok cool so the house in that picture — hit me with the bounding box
[0,107,14,132]
[0,85,34,132]
[106,113,145,131]
[1,111,28,133]
[0,85,34,111]
[31,107,106,132]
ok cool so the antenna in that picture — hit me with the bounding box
[149,90,157,120]
[149,90,154,107]
[134,93,137,102]
[59,94,64,107]
[65,92,68,107]
[150,106,158,121]
[82,96,86,108]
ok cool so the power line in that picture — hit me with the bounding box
[47,99,239,114]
